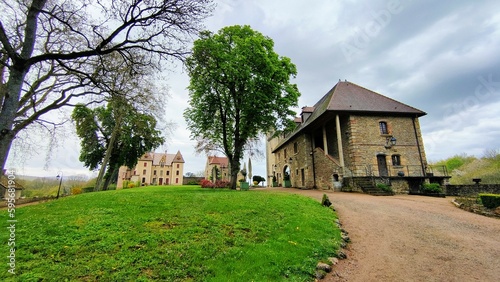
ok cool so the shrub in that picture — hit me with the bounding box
[376,183,393,193]
[479,194,500,209]
[422,183,442,193]
[71,187,83,195]
[200,179,214,188]
[214,180,230,188]
[82,187,94,193]
[252,175,266,184]
[321,194,332,207]
[107,184,117,190]
[127,183,136,189]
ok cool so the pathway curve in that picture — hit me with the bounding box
[265,188,500,282]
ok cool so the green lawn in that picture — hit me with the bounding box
[1,186,341,281]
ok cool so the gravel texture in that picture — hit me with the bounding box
[267,188,500,282]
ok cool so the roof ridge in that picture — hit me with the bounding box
[341,81,426,115]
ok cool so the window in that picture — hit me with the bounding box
[160,170,163,176]
[153,170,157,175]
[167,171,170,176]
[143,169,147,175]
[379,121,388,134]
[176,171,179,176]
[177,164,180,168]
[175,178,179,184]
[144,162,147,167]
[392,155,401,166]
[294,142,298,154]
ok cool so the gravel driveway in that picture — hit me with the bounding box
[266,188,500,282]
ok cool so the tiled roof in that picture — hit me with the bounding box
[273,80,426,152]
[140,151,185,165]
[208,156,229,166]
[321,81,425,115]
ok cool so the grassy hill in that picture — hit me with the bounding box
[432,152,500,184]
[1,186,341,281]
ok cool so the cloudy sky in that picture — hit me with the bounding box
[7,0,500,180]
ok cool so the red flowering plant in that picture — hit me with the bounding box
[200,179,215,188]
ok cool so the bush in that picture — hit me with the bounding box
[422,183,442,193]
[321,194,332,207]
[479,194,500,209]
[107,184,117,190]
[214,180,230,188]
[252,175,266,184]
[82,187,94,193]
[126,183,136,189]
[376,183,393,193]
[200,179,214,188]
[72,187,83,195]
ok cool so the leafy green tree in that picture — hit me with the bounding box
[184,25,300,189]
[0,0,213,173]
[72,101,164,191]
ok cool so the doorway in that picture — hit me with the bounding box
[377,154,388,177]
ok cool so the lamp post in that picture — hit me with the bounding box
[56,171,63,199]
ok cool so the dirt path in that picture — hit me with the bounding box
[266,188,500,282]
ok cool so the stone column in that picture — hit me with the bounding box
[336,115,345,168]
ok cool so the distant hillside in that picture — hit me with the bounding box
[432,151,500,184]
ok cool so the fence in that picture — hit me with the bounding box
[345,165,448,178]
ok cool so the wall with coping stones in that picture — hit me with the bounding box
[445,184,500,196]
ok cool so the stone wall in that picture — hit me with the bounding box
[347,115,427,176]
[183,177,204,185]
[271,134,316,189]
[445,184,500,196]
[313,148,342,190]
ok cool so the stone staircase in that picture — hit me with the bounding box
[352,177,394,196]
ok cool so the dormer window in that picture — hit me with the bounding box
[379,121,388,134]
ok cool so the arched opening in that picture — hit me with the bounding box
[283,165,291,187]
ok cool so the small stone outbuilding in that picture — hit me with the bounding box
[266,80,449,194]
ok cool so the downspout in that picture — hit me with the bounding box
[309,133,317,189]
[412,116,426,176]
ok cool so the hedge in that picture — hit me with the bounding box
[479,194,500,209]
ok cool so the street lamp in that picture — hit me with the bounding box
[56,171,63,199]
[385,136,397,149]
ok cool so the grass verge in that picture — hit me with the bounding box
[1,186,341,281]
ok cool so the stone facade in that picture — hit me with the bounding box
[266,81,446,193]
[116,151,185,188]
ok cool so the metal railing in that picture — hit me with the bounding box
[344,165,448,178]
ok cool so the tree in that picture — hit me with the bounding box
[0,0,213,173]
[184,25,300,189]
[72,100,165,191]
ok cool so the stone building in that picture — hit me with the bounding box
[204,156,230,181]
[266,80,448,194]
[116,151,185,188]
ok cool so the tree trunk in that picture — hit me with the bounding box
[229,157,240,190]
[0,69,27,173]
[0,0,48,173]
[94,118,121,191]
[102,165,118,191]
[228,143,245,190]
